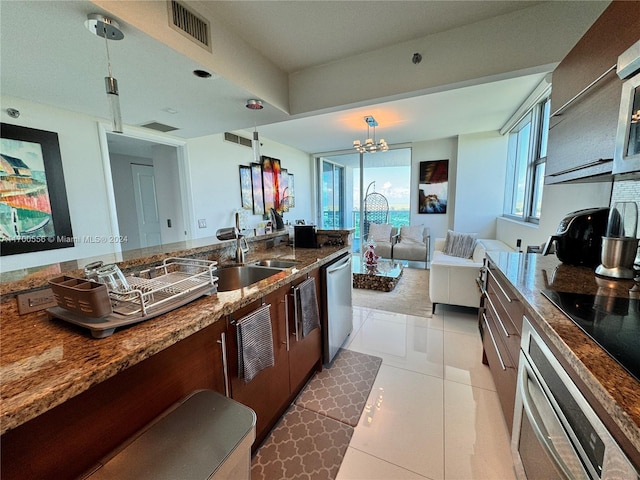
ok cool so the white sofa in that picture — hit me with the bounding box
[429,237,513,313]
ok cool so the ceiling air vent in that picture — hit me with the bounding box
[140,121,179,133]
[168,1,211,52]
[225,132,252,148]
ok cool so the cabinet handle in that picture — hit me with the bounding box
[483,313,506,371]
[547,158,612,177]
[487,268,512,303]
[550,64,616,117]
[217,332,231,397]
[486,294,510,338]
[283,295,290,351]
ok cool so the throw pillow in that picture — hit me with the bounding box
[443,230,477,258]
[400,225,424,244]
[368,223,392,243]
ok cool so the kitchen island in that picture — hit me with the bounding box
[0,237,349,478]
[486,251,640,468]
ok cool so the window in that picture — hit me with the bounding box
[320,159,345,229]
[504,97,550,223]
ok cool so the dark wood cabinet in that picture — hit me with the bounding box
[1,319,228,480]
[545,1,640,184]
[226,268,323,449]
[479,260,523,433]
[226,284,292,448]
[288,269,323,394]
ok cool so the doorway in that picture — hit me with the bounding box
[105,132,188,251]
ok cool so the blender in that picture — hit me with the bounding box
[596,202,639,279]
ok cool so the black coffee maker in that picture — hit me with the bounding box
[542,207,609,268]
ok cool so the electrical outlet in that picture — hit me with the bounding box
[17,288,57,314]
[198,219,207,228]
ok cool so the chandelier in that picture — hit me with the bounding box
[353,115,389,153]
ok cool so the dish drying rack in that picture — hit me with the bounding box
[47,258,218,338]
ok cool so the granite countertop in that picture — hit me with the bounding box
[0,244,349,435]
[487,251,640,456]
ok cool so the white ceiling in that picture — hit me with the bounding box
[0,1,606,155]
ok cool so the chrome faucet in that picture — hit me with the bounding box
[234,212,249,264]
[215,212,249,264]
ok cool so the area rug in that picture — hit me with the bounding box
[352,266,432,317]
[251,349,382,480]
[294,349,382,427]
[250,405,353,480]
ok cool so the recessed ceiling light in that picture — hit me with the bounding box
[193,69,212,78]
[163,107,178,114]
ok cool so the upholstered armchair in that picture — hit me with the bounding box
[392,225,430,267]
[366,223,397,259]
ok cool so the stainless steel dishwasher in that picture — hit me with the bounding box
[321,252,353,364]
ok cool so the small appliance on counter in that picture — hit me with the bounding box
[542,207,609,268]
[596,201,639,279]
[294,225,319,248]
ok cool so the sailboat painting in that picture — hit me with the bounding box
[0,124,74,255]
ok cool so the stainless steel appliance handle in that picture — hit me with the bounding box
[218,332,231,398]
[519,360,586,480]
[482,312,506,371]
[327,255,351,273]
[283,295,291,350]
[487,268,513,303]
[485,294,511,338]
[291,290,300,341]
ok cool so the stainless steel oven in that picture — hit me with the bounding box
[512,316,638,479]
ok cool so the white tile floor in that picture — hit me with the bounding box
[336,303,517,480]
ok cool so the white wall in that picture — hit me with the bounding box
[410,137,457,257]
[153,145,184,245]
[0,97,314,272]
[183,131,314,238]
[455,132,509,238]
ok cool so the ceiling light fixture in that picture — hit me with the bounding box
[246,99,264,163]
[353,116,389,154]
[85,14,125,133]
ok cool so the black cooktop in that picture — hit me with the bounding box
[541,289,640,384]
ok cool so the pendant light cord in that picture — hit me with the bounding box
[104,26,113,77]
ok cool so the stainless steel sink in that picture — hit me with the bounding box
[215,265,283,292]
[252,259,299,269]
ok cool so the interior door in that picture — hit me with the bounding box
[131,164,162,248]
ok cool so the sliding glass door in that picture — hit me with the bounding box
[317,148,411,254]
[320,159,345,229]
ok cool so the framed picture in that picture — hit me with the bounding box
[250,162,264,215]
[239,165,252,210]
[0,123,74,255]
[418,159,448,214]
[279,168,289,212]
[261,156,281,213]
[288,173,295,208]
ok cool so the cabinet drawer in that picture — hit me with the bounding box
[486,266,523,334]
[480,310,518,433]
[485,292,521,366]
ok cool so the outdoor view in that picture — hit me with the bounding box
[352,165,410,252]
[320,149,411,253]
